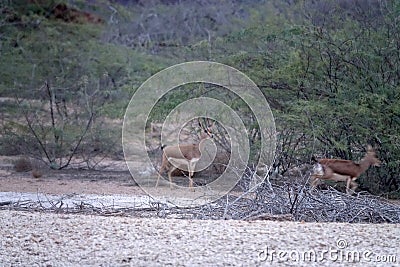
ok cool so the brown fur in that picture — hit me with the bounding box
[157,131,211,190]
[311,145,381,194]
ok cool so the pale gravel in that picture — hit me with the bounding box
[0,210,399,266]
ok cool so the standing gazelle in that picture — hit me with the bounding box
[311,145,381,194]
[156,130,212,190]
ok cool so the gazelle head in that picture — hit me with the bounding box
[366,145,381,167]
[196,119,215,142]
[200,128,213,140]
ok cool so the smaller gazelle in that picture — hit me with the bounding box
[156,129,212,190]
[311,145,381,194]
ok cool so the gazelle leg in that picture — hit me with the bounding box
[156,174,160,187]
[157,156,168,187]
[188,175,194,191]
[346,177,356,195]
[349,178,358,195]
[168,167,176,189]
[188,162,196,191]
[156,166,165,187]
[310,175,319,188]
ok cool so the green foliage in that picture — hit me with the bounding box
[192,0,400,194]
[0,1,170,167]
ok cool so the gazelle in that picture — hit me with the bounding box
[156,130,212,190]
[311,145,381,195]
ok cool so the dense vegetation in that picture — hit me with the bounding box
[0,0,399,196]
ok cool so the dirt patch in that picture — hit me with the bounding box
[0,156,147,196]
[0,172,142,195]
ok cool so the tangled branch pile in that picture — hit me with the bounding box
[1,182,399,224]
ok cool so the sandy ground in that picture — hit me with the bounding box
[0,155,141,195]
[0,157,201,209]
[0,170,142,195]
[1,210,399,266]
